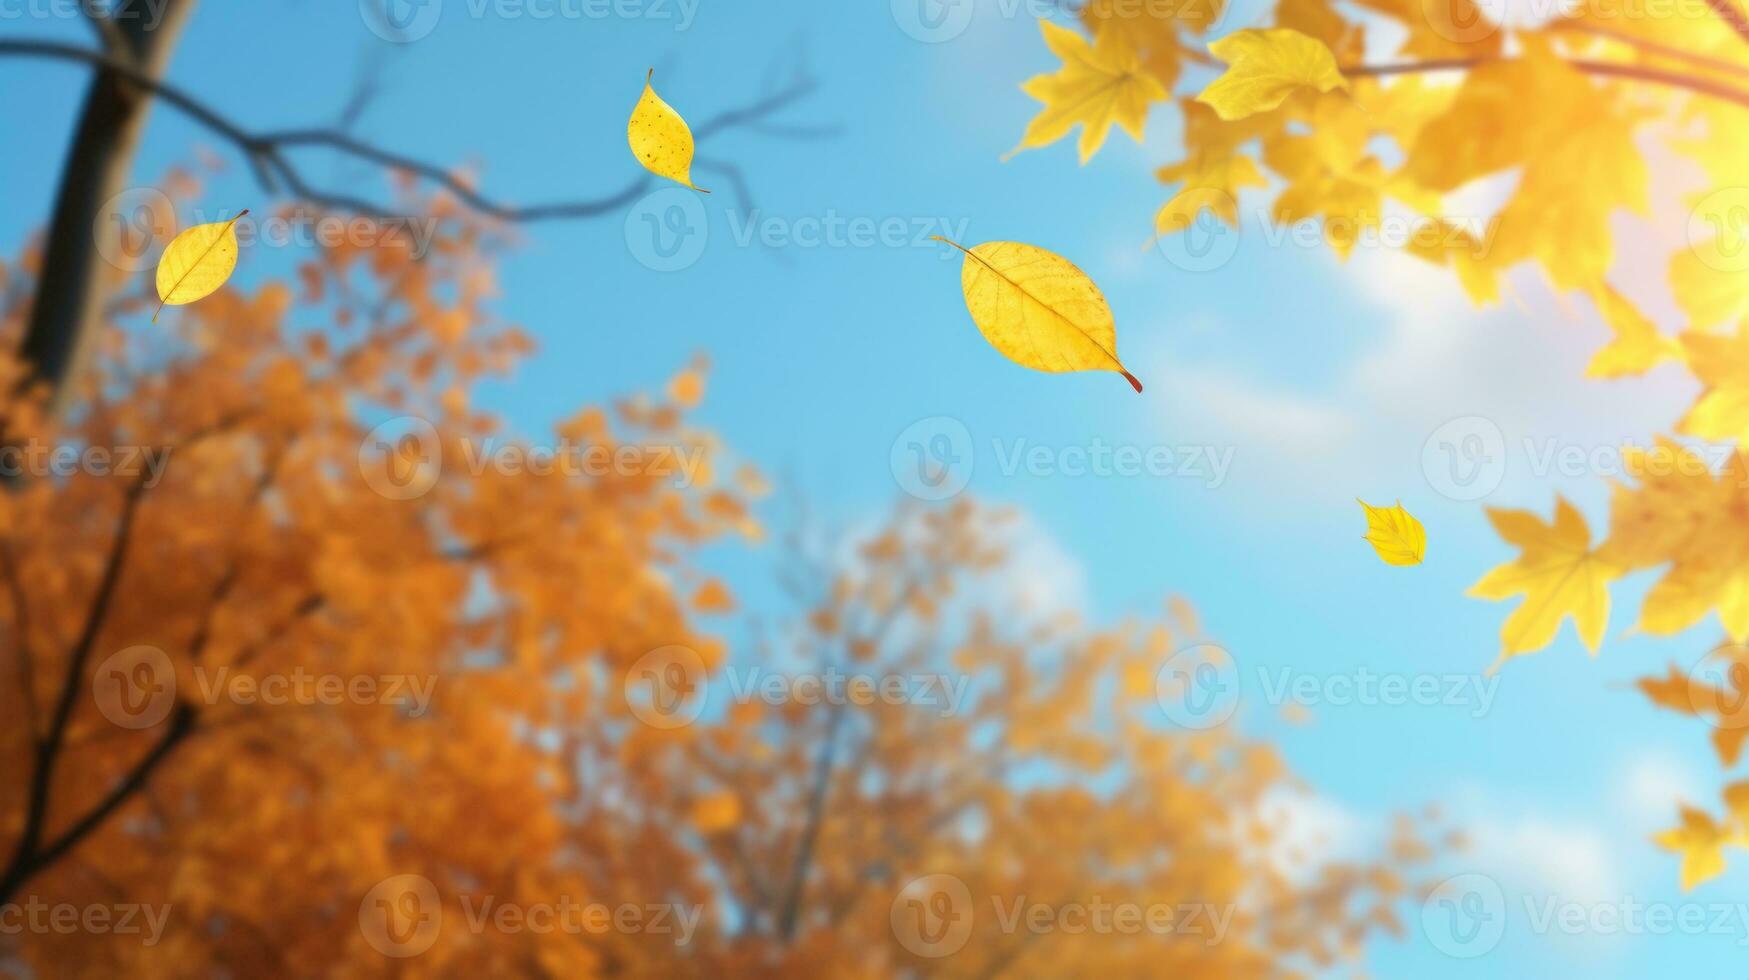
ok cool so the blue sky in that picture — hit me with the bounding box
[3,0,1746,973]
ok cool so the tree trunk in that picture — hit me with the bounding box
[20,0,197,414]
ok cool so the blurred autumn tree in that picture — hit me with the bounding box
[1005,0,1749,887]
[0,196,1444,972]
[567,500,1441,976]
[0,4,1451,976]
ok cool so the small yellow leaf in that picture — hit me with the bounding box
[628,69,708,192]
[934,237,1141,392]
[154,210,247,323]
[1195,28,1348,122]
[1357,499,1425,567]
[1587,284,1679,379]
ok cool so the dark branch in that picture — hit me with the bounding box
[0,39,825,223]
[1346,55,1749,111]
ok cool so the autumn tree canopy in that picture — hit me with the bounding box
[1007,0,1749,889]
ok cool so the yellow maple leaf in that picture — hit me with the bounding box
[1586,285,1680,379]
[1469,497,1620,669]
[1357,499,1425,566]
[1654,806,1732,891]
[934,237,1142,392]
[1008,20,1169,163]
[1678,326,1749,444]
[1194,28,1347,122]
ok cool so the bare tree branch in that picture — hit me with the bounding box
[0,39,825,223]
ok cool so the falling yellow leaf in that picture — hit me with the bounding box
[933,237,1142,392]
[1654,806,1733,891]
[1357,499,1425,567]
[628,69,708,192]
[1195,29,1348,122]
[154,210,247,323]
[1007,20,1169,164]
[1468,497,1621,670]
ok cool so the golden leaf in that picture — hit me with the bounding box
[1586,285,1679,379]
[628,69,708,192]
[154,210,247,323]
[933,237,1142,392]
[1195,28,1347,122]
[1654,806,1732,891]
[1007,20,1169,163]
[1469,497,1620,669]
[1357,499,1425,566]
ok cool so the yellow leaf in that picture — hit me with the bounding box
[1654,806,1731,891]
[934,237,1142,392]
[1357,499,1425,566]
[1586,285,1679,379]
[1678,326,1749,444]
[1195,28,1347,122]
[1469,497,1620,669]
[1007,20,1168,164]
[628,69,708,192]
[154,210,247,323]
